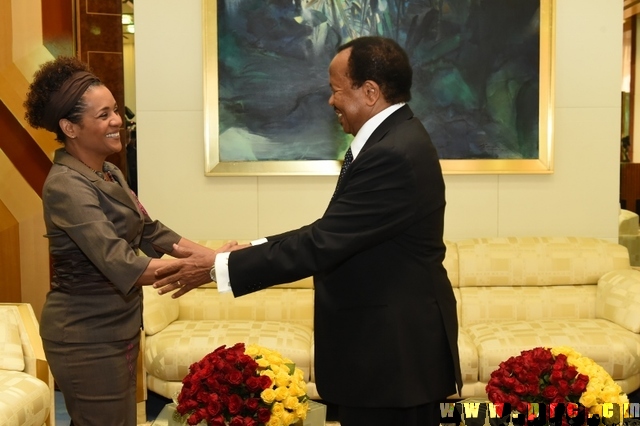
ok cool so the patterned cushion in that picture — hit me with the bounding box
[0,370,50,426]
[142,286,180,336]
[597,269,640,333]
[145,320,313,382]
[467,319,640,383]
[457,329,479,386]
[459,285,596,326]
[456,237,630,287]
[0,310,24,372]
[176,287,314,329]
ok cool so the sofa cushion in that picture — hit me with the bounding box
[176,287,314,329]
[467,319,640,383]
[142,286,180,336]
[456,237,630,287]
[0,311,24,372]
[145,320,313,382]
[0,370,51,426]
[457,329,478,386]
[597,269,640,333]
[459,285,596,326]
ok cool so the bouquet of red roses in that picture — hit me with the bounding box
[486,347,589,415]
[174,342,309,426]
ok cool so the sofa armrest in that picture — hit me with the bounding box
[596,269,640,333]
[142,286,180,336]
[0,303,55,426]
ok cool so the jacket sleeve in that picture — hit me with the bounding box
[228,140,422,296]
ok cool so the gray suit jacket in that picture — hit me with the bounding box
[40,148,181,343]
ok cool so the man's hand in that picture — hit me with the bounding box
[154,241,240,297]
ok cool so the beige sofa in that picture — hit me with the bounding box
[0,303,54,426]
[143,237,640,401]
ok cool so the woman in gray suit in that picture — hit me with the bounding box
[23,56,231,426]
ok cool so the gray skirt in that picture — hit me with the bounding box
[43,333,140,426]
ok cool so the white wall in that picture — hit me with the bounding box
[134,0,623,243]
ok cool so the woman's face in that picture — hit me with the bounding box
[72,85,123,157]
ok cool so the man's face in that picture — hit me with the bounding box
[328,49,371,136]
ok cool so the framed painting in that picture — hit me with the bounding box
[204,0,554,176]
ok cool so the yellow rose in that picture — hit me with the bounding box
[283,396,299,410]
[296,401,309,419]
[272,402,285,417]
[275,385,289,401]
[261,388,276,404]
[293,368,305,381]
[267,353,284,364]
[275,372,291,388]
[292,383,307,398]
[281,411,296,426]
[266,416,283,426]
[580,392,597,408]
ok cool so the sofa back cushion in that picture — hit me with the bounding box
[177,287,314,330]
[459,285,597,326]
[456,237,630,287]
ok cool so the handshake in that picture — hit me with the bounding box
[153,240,249,298]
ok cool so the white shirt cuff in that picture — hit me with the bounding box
[215,251,232,293]
[216,239,267,294]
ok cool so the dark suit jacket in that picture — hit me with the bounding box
[228,105,462,407]
[40,148,181,343]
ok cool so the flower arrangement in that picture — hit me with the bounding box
[174,342,309,426]
[486,346,628,419]
[550,346,628,416]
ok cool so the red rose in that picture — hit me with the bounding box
[257,407,271,423]
[550,370,564,383]
[542,385,559,399]
[564,367,578,380]
[259,375,273,390]
[226,369,244,386]
[205,399,222,417]
[516,401,529,414]
[245,397,260,412]
[503,376,517,389]
[228,394,244,415]
[245,376,263,393]
[514,384,528,395]
[229,416,246,426]
[488,389,507,403]
[556,380,570,397]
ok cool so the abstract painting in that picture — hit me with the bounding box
[204,0,554,175]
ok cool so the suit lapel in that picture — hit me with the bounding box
[54,149,140,215]
[332,105,414,200]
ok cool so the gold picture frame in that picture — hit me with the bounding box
[204,0,554,176]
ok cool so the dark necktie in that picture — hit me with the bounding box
[333,147,353,198]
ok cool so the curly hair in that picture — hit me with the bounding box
[24,56,101,142]
[337,37,412,104]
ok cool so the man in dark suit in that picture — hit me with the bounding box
[155,36,462,426]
